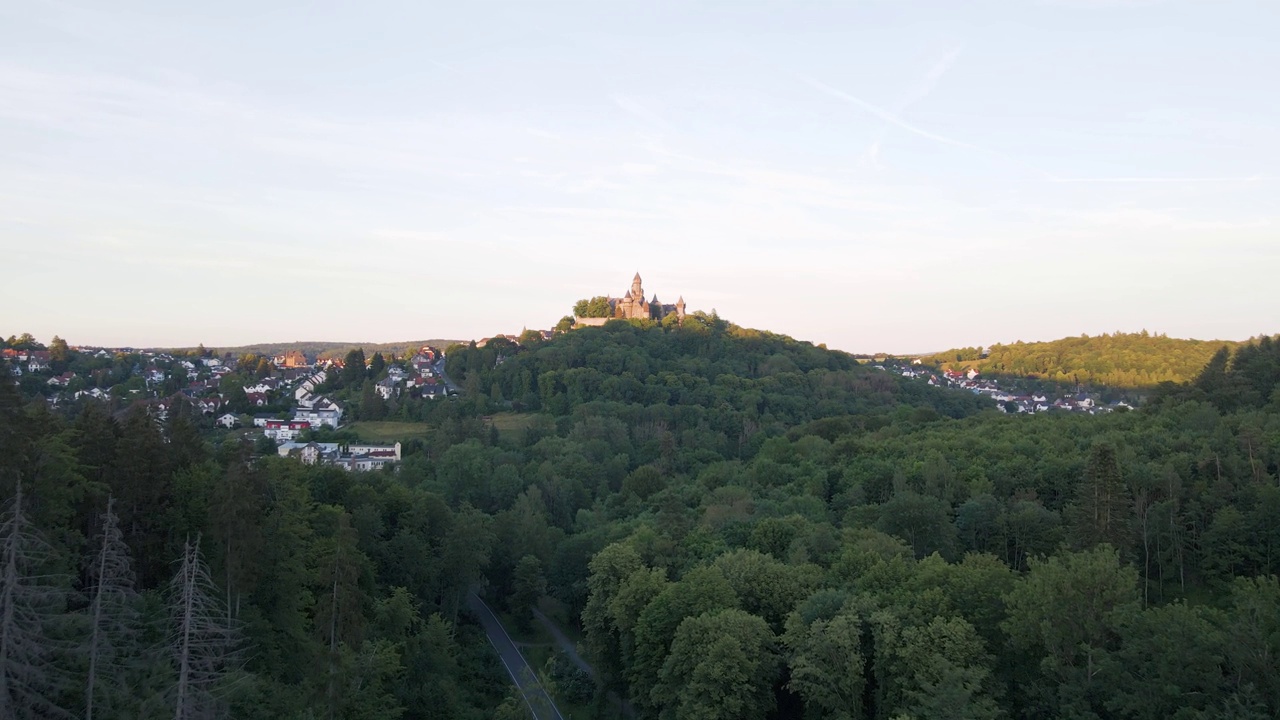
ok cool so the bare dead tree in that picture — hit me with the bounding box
[84,496,139,720]
[168,534,240,720]
[0,477,73,720]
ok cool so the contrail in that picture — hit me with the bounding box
[801,74,984,152]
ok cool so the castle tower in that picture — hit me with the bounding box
[676,296,686,321]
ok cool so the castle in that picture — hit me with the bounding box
[576,273,686,326]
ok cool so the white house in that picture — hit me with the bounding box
[264,419,310,441]
[216,413,239,429]
[278,441,340,465]
[293,398,342,428]
[346,442,402,461]
[375,377,399,400]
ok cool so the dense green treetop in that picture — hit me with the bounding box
[573,296,614,318]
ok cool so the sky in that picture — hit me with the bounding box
[1,0,1277,353]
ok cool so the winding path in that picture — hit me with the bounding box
[531,607,634,719]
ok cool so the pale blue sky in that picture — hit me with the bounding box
[2,0,1277,352]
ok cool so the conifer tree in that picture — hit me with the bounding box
[84,496,138,720]
[1066,442,1130,551]
[0,478,72,719]
[169,534,239,720]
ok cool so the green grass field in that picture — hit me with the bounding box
[487,412,538,433]
[347,421,433,443]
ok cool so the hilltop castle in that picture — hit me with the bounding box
[576,273,686,326]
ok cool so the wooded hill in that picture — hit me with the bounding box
[162,339,462,361]
[928,331,1250,387]
[3,316,1280,719]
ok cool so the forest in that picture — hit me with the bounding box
[2,317,1279,719]
[929,331,1244,388]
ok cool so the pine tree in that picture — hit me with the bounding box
[1067,442,1131,552]
[169,535,240,720]
[0,478,73,719]
[84,496,139,720]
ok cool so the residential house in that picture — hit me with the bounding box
[274,350,309,369]
[278,441,341,465]
[253,414,281,427]
[196,397,222,415]
[47,372,76,388]
[375,377,399,400]
[28,351,51,372]
[293,398,342,428]
[294,371,327,401]
[332,454,396,472]
[346,442,402,461]
[216,413,239,429]
[264,419,310,441]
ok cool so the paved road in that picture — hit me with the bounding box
[467,592,565,720]
[433,358,460,395]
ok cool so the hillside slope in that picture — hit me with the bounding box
[929,331,1246,387]
[448,314,992,448]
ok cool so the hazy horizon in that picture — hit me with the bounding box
[3,1,1277,352]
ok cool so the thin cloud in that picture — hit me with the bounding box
[1048,175,1272,184]
[863,46,964,166]
[897,46,964,111]
[802,75,981,152]
[611,94,670,131]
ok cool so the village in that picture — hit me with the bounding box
[1,343,454,472]
[883,360,1137,414]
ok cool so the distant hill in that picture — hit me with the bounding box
[926,331,1250,387]
[164,339,463,361]
[447,313,993,428]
